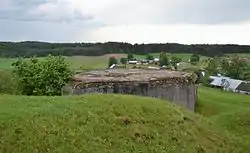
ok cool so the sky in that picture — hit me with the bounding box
[0,0,250,44]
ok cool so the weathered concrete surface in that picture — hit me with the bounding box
[71,69,198,110]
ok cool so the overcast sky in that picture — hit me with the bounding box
[0,0,250,44]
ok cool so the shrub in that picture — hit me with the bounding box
[190,53,200,65]
[159,52,170,67]
[120,57,127,65]
[12,55,73,96]
[146,54,154,61]
[108,57,118,67]
[127,53,134,60]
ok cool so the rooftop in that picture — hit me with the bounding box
[73,69,195,83]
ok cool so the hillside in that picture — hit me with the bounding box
[0,94,247,153]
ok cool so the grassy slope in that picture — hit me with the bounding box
[197,86,250,142]
[0,94,246,153]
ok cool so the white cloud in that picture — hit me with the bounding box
[86,23,250,45]
[0,0,250,44]
[68,0,250,25]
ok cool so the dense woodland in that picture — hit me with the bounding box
[0,41,250,57]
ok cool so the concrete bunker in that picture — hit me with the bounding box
[71,69,198,110]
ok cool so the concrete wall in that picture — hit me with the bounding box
[72,81,197,111]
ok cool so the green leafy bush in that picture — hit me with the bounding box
[127,53,134,60]
[146,54,154,60]
[159,52,170,67]
[108,57,118,67]
[12,55,73,96]
[190,53,200,65]
[120,57,127,65]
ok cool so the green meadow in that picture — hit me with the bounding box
[0,87,249,152]
[0,53,200,71]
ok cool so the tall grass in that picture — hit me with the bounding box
[0,70,18,94]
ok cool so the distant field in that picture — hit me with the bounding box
[0,56,110,71]
[0,53,193,71]
[226,53,250,58]
[0,58,16,70]
[0,53,249,71]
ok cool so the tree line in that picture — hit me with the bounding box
[0,41,250,58]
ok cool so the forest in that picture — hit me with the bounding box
[0,41,250,57]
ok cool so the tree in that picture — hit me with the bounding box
[108,57,118,67]
[127,53,134,60]
[146,54,154,61]
[12,55,73,96]
[221,56,247,80]
[190,53,200,65]
[205,58,220,76]
[170,56,182,70]
[120,57,127,65]
[159,52,169,67]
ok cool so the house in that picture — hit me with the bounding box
[141,60,149,65]
[154,58,159,62]
[148,60,154,64]
[128,60,138,64]
[109,64,126,69]
[109,64,116,69]
[209,76,250,95]
[209,76,243,92]
[235,82,250,94]
[209,76,229,88]
[148,66,160,70]
[201,71,205,77]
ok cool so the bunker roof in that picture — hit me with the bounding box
[73,69,197,83]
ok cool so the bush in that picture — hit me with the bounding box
[127,53,134,60]
[12,55,73,96]
[108,57,118,67]
[0,70,18,94]
[190,53,200,65]
[146,54,154,60]
[120,57,127,65]
[159,52,170,67]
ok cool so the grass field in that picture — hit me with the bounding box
[227,53,250,58]
[0,58,16,70]
[197,86,250,142]
[2,53,249,71]
[1,53,249,71]
[0,53,198,71]
[0,92,248,153]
